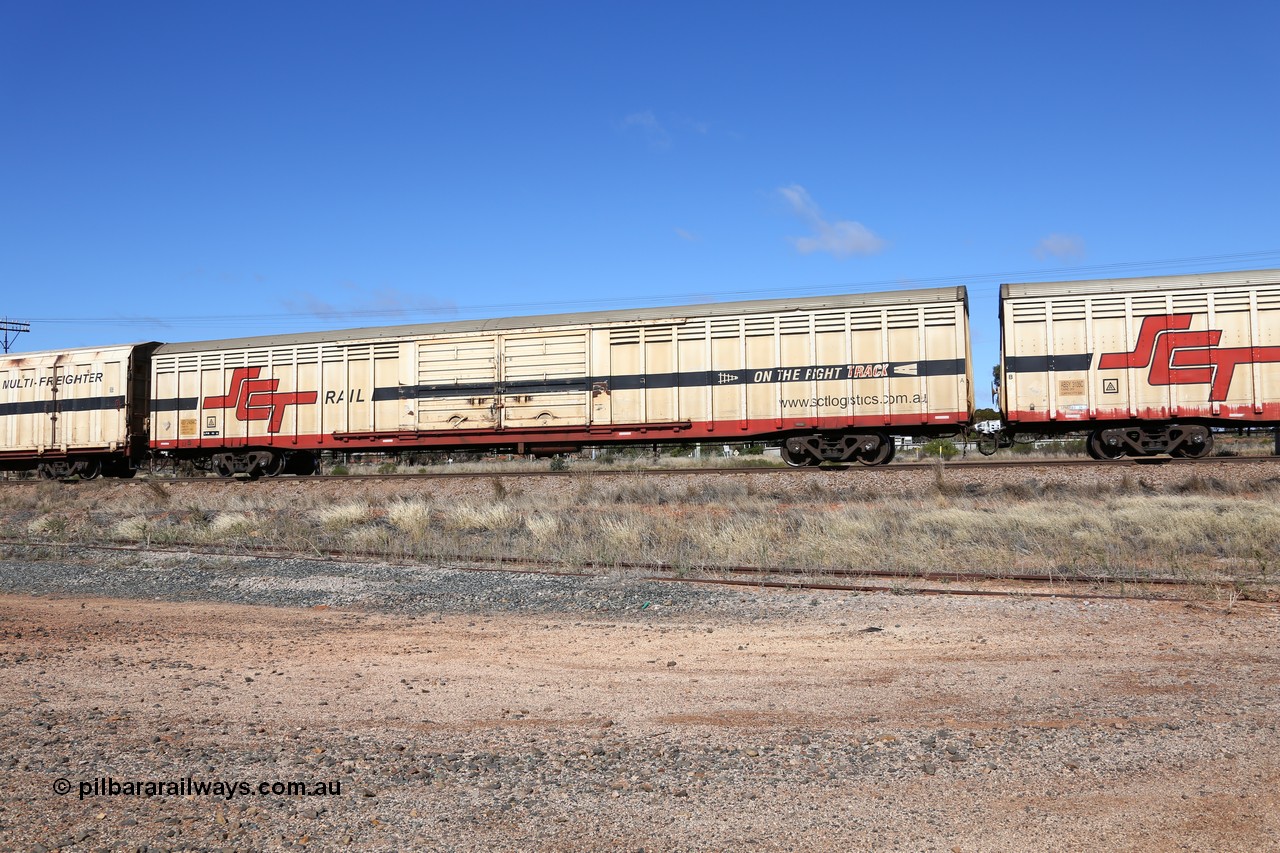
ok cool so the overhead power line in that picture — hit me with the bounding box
[1,319,31,353]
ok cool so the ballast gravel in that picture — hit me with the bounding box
[0,546,1277,852]
[0,549,745,616]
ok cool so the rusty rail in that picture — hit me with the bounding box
[2,537,1271,604]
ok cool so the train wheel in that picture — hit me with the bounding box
[781,442,818,467]
[37,464,57,480]
[214,458,235,478]
[1171,430,1213,459]
[1087,431,1125,460]
[262,452,287,478]
[856,434,895,466]
[74,460,102,480]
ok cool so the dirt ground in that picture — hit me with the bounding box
[1,584,1278,852]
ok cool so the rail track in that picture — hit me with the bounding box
[2,537,1273,604]
[2,453,1278,486]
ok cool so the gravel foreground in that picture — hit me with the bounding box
[1,548,1278,852]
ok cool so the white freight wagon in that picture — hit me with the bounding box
[999,269,1280,458]
[0,342,155,478]
[151,287,972,475]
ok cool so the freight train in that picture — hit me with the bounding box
[2,268,1277,478]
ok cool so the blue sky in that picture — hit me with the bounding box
[3,1,1279,405]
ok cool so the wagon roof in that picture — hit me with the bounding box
[153,286,967,354]
[0,342,156,364]
[1000,268,1280,300]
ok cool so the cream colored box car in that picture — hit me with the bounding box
[151,287,972,475]
[1000,269,1280,458]
[0,343,154,478]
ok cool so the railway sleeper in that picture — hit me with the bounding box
[1087,424,1213,459]
[782,431,895,467]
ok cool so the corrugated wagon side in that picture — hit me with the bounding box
[999,268,1280,458]
[0,342,157,478]
[151,287,972,476]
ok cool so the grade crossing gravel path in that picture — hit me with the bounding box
[1,549,1278,851]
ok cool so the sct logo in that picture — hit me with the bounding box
[1098,314,1280,402]
[203,367,319,433]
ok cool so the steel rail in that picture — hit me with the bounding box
[1,537,1268,603]
[639,575,1181,602]
[0,537,1240,587]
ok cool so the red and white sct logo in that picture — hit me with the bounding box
[202,367,319,433]
[1099,314,1280,402]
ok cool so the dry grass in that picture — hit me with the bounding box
[4,472,1280,595]
[112,516,152,541]
[524,513,560,543]
[208,512,256,536]
[387,498,432,532]
[442,501,515,532]
[315,501,372,532]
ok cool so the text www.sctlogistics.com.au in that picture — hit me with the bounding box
[781,394,926,409]
[54,776,341,800]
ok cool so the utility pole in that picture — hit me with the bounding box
[0,319,30,353]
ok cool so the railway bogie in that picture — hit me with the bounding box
[206,449,319,479]
[1083,424,1213,460]
[781,431,897,466]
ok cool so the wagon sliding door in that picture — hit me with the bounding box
[499,331,589,429]
[416,337,499,431]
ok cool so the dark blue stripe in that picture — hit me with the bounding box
[1005,354,1092,373]
[0,395,126,417]
[372,358,967,401]
[150,397,200,412]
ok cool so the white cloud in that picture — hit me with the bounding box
[674,228,701,242]
[779,185,886,258]
[620,111,671,149]
[1034,233,1086,260]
